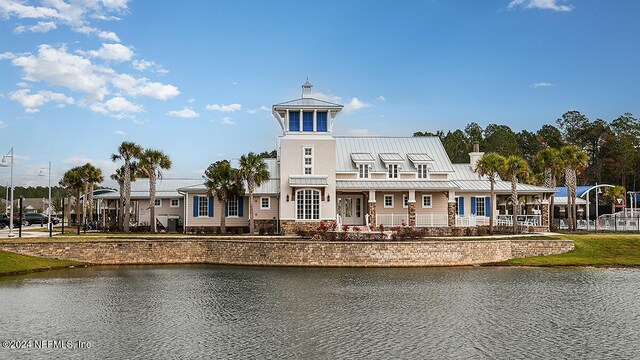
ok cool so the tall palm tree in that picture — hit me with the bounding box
[502,155,530,233]
[137,149,172,233]
[560,146,588,231]
[237,152,270,234]
[112,142,143,233]
[204,160,242,234]
[78,163,92,228]
[534,148,562,228]
[59,166,84,227]
[475,152,506,234]
[110,163,137,231]
[84,163,103,228]
[603,185,626,214]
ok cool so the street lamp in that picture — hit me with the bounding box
[585,183,613,231]
[38,161,52,237]
[0,148,14,237]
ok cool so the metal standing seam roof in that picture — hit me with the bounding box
[94,179,203,199]
[289,177,328,187]
[553,196,587,205]
[335,137,455,173]
[337,180,458,190]
[350,153,375,162]
[272,98,344,109]
[454,180,556,193]
[407,153,434,163]
[379,153,404,162]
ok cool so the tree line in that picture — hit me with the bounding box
[415,111,640,189]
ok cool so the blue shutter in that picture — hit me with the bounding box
[459,197,464,216]
[317,112,327,132]
[289,112,300,132]
[208,196,214,217]
[471,197,476,215]
[238,196,244,217]
[193,196,199,217]
[303,111,314,132]
[485,197,491,217]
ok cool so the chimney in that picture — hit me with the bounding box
[469,141,484,171]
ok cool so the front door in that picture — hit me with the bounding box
[338,195,364,225]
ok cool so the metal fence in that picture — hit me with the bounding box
[555,214,640,231]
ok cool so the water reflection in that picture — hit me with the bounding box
[1,266,639,359]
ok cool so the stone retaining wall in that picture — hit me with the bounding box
[0,239,574,267]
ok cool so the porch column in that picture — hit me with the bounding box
[408,190,416,227]
[368,190,376,228]
[541,200,550,229]
[448,190,456,227]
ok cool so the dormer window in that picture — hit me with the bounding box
[388,164,399,179]
[358,164,370,179]
[417,164,428,179]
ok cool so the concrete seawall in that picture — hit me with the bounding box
[0,239,574,267]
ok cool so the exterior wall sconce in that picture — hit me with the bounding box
[286,194,290,202]
[327,195,330,202]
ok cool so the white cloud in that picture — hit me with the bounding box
[508,0,572,12]
[377,95,386,102]
[347,129,377,136]
[14,21,57,34]
[0,52,16,60]
[247,105,270,114]
[9,89,74,113]
[205,103,242,112]
[313,91,342,104]
[63,155,118,177]
[16,82,29,87]
[11,44,111,101]
[344,97,372,112]
[532,82,556,88]
[0,0,129,28]
[114,130,126,136]
[220,117,235,125]
[89,43,133,62]
[135,82,179,100]
[131,59,168,75]
[0,120,6,129]
[187,98,195,103]
[98,31,120,42]
[90,96,142,115]
[167,107,199,118]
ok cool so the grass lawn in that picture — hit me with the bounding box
[0,250,84,276]
[505,233,640,267]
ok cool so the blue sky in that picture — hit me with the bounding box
[0,0,638,186]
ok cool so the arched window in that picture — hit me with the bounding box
[296,189,320,220]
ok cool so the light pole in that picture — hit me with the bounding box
[0,148,14,237]
[585,183,613,231]
[39,161,52,237]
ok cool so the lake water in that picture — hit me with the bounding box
[1,265,639,359]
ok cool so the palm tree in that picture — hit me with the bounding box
[560,146,588,231]
[237,152,270,234]
[502,155,530,233]
[83,163,103,228]
[204,160,242,234]
[603,185,626,215]
[112,142,143,233]
[137,149,172,233]
[475,152,506,234]
[59,166,84,227]
[534,148,562,228]
[110,163,137,231]
[78,163,92,228]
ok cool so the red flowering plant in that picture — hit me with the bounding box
[369,224,376,231]
[353,226,361,233]
[379,224,385,233]
[332,222,337,231]
[342,224,350,232]
[401,221,407,227]
[318,220,329,233]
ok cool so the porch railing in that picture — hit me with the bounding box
[376,213,408,227]
[416,213,449,227]
[456,215,490,227]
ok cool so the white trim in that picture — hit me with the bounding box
[387,164,399,179]
[154,198,162,208]
[422,194,433,208]
[260,196,270,210]
[384,194,394,208]
[227,196,239,217]
[357,163,370,179]
[295,188,321,220]
[170,198,179,208]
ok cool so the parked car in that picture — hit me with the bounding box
[0,214,23,227]
[22,213,59,226]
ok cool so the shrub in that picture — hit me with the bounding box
[342,224,350,232]
[379,224,385,233]
[318,220,329,233]
[353,226,361,233]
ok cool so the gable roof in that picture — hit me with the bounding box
[450,164,555,193]
[335,137,455,173]
[273,98,343,109]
